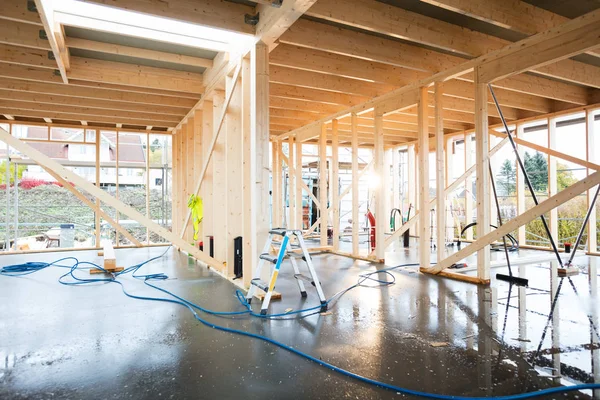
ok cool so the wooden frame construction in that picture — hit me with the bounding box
[1,0,600,288]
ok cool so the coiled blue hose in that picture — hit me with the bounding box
[1,248,599,399]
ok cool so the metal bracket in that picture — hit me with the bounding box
[244,13,259,26]
[48,51,55,61]
[27,0,37,12]
[271,0,284,7]
[39,30,48,40]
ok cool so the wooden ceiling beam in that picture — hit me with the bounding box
[270,65,394,97]
[66,37,214,69]
[0,43,56,69]
[270,82,369,107]
[0,99,181,123]
[269,107,328,121]
[0,19,50,50]
[270,97,346,114]
[67,57,204,94]
[0,88,187,116]
[270,44,427,87]
[0,0,43,26]
[82,0,255,35]
[0,77,196,109]
[306,0,600,89]
[0,107,174,127]
[419,0,600,58]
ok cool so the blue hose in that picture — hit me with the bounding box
[1,249,599,399]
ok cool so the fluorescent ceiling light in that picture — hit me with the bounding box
[51,0,253,52]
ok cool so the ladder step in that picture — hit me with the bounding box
[269,228,288,236]
[259,253,279,264]
[294,274,314,284]
[250,279,269,292]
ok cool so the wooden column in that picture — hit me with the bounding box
[193,109,203,243]
[95,128,100,246]
[226,72,243,277]
[375,108,386,261]
[384,148,392,233]
[548,117,558,243]
[351,113,359,256]
[435,82,445,262]
[516,124,526,245]
[331,119,340,251]
[295,138,303,230]
[417,87,430,268]
[241,56,254,286]
[586,110,597,253]
[185,119,195,242]
[212,91,227,267]
[475,68,490,281]
[253,42,270,278]
[201,99,214,256]
[464,132,473,241]
[408,144,416,211]
[288,135,296,229]
[272,140,282,228]
[319,123,328,246]
[392,147,400,212]
[172,130,179,237]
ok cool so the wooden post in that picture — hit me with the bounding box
[172,130,179,237]
[331,119,340,251]
[392,147,400,212]
[351,113,359,256]
[435,82,445,262]
[417,87,430,269]
[201,99,214,256]
[408,144,416,213]
[319,123,328,246]
[212,90,227,268]
[375,108,386,261]
[295,138,303,230]
[384,148,392,233]
[587,110,597,253]
[226,72,243,277]
[516,123,526,245]
[548,117,558,243]
[475,68,490,281]
[95,128,101,247]
[185,119,194,242]
[253,42,270,280]
[241,56,254,286]
[464,132,473,241]
[193,109,203,244]
[288,135,295,229]
[272,139,282,227]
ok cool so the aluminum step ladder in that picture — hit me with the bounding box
[246,229,327,315]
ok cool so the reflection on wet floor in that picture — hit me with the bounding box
[0,240,599,399]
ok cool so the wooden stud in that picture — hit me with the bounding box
[464,132,473,240]
[375,109,386,261]
[295,138,303,230]
[351,113,360,256]
[319,123,328,246]
[331,119,340,251]
[272,139,282,227]
[417,87,430,269]
[241,56,254,286]
[587,110,597,253]
[475,68,490,281]
[288,135,296,228]
[226,73,243,277]
[516,124,526,245]
[201,99,214,257]
[435,82,445,261]
[548,117,558,243]
[212,90,227,269]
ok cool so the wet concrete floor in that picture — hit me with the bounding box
[0,241,599,399]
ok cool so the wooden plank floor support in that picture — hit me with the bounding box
[331,119,340,251]
[435,82,445,262]
[374,109,385,261]
[417,87,430,269]
[319,123,328,246]
[351,113,360,256]
[0,127,223,270]
[422,168,600,279]
[475,68,490,281]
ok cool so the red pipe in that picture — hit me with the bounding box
[366,210,376,251]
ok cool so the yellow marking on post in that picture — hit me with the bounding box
[268,271,279,292]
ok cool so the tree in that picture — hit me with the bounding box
[0,161,27,185]
[497,159,516,196]
[557,162,577,191]
[523,151,548,193]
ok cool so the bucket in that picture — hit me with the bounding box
[564,243,571,253]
